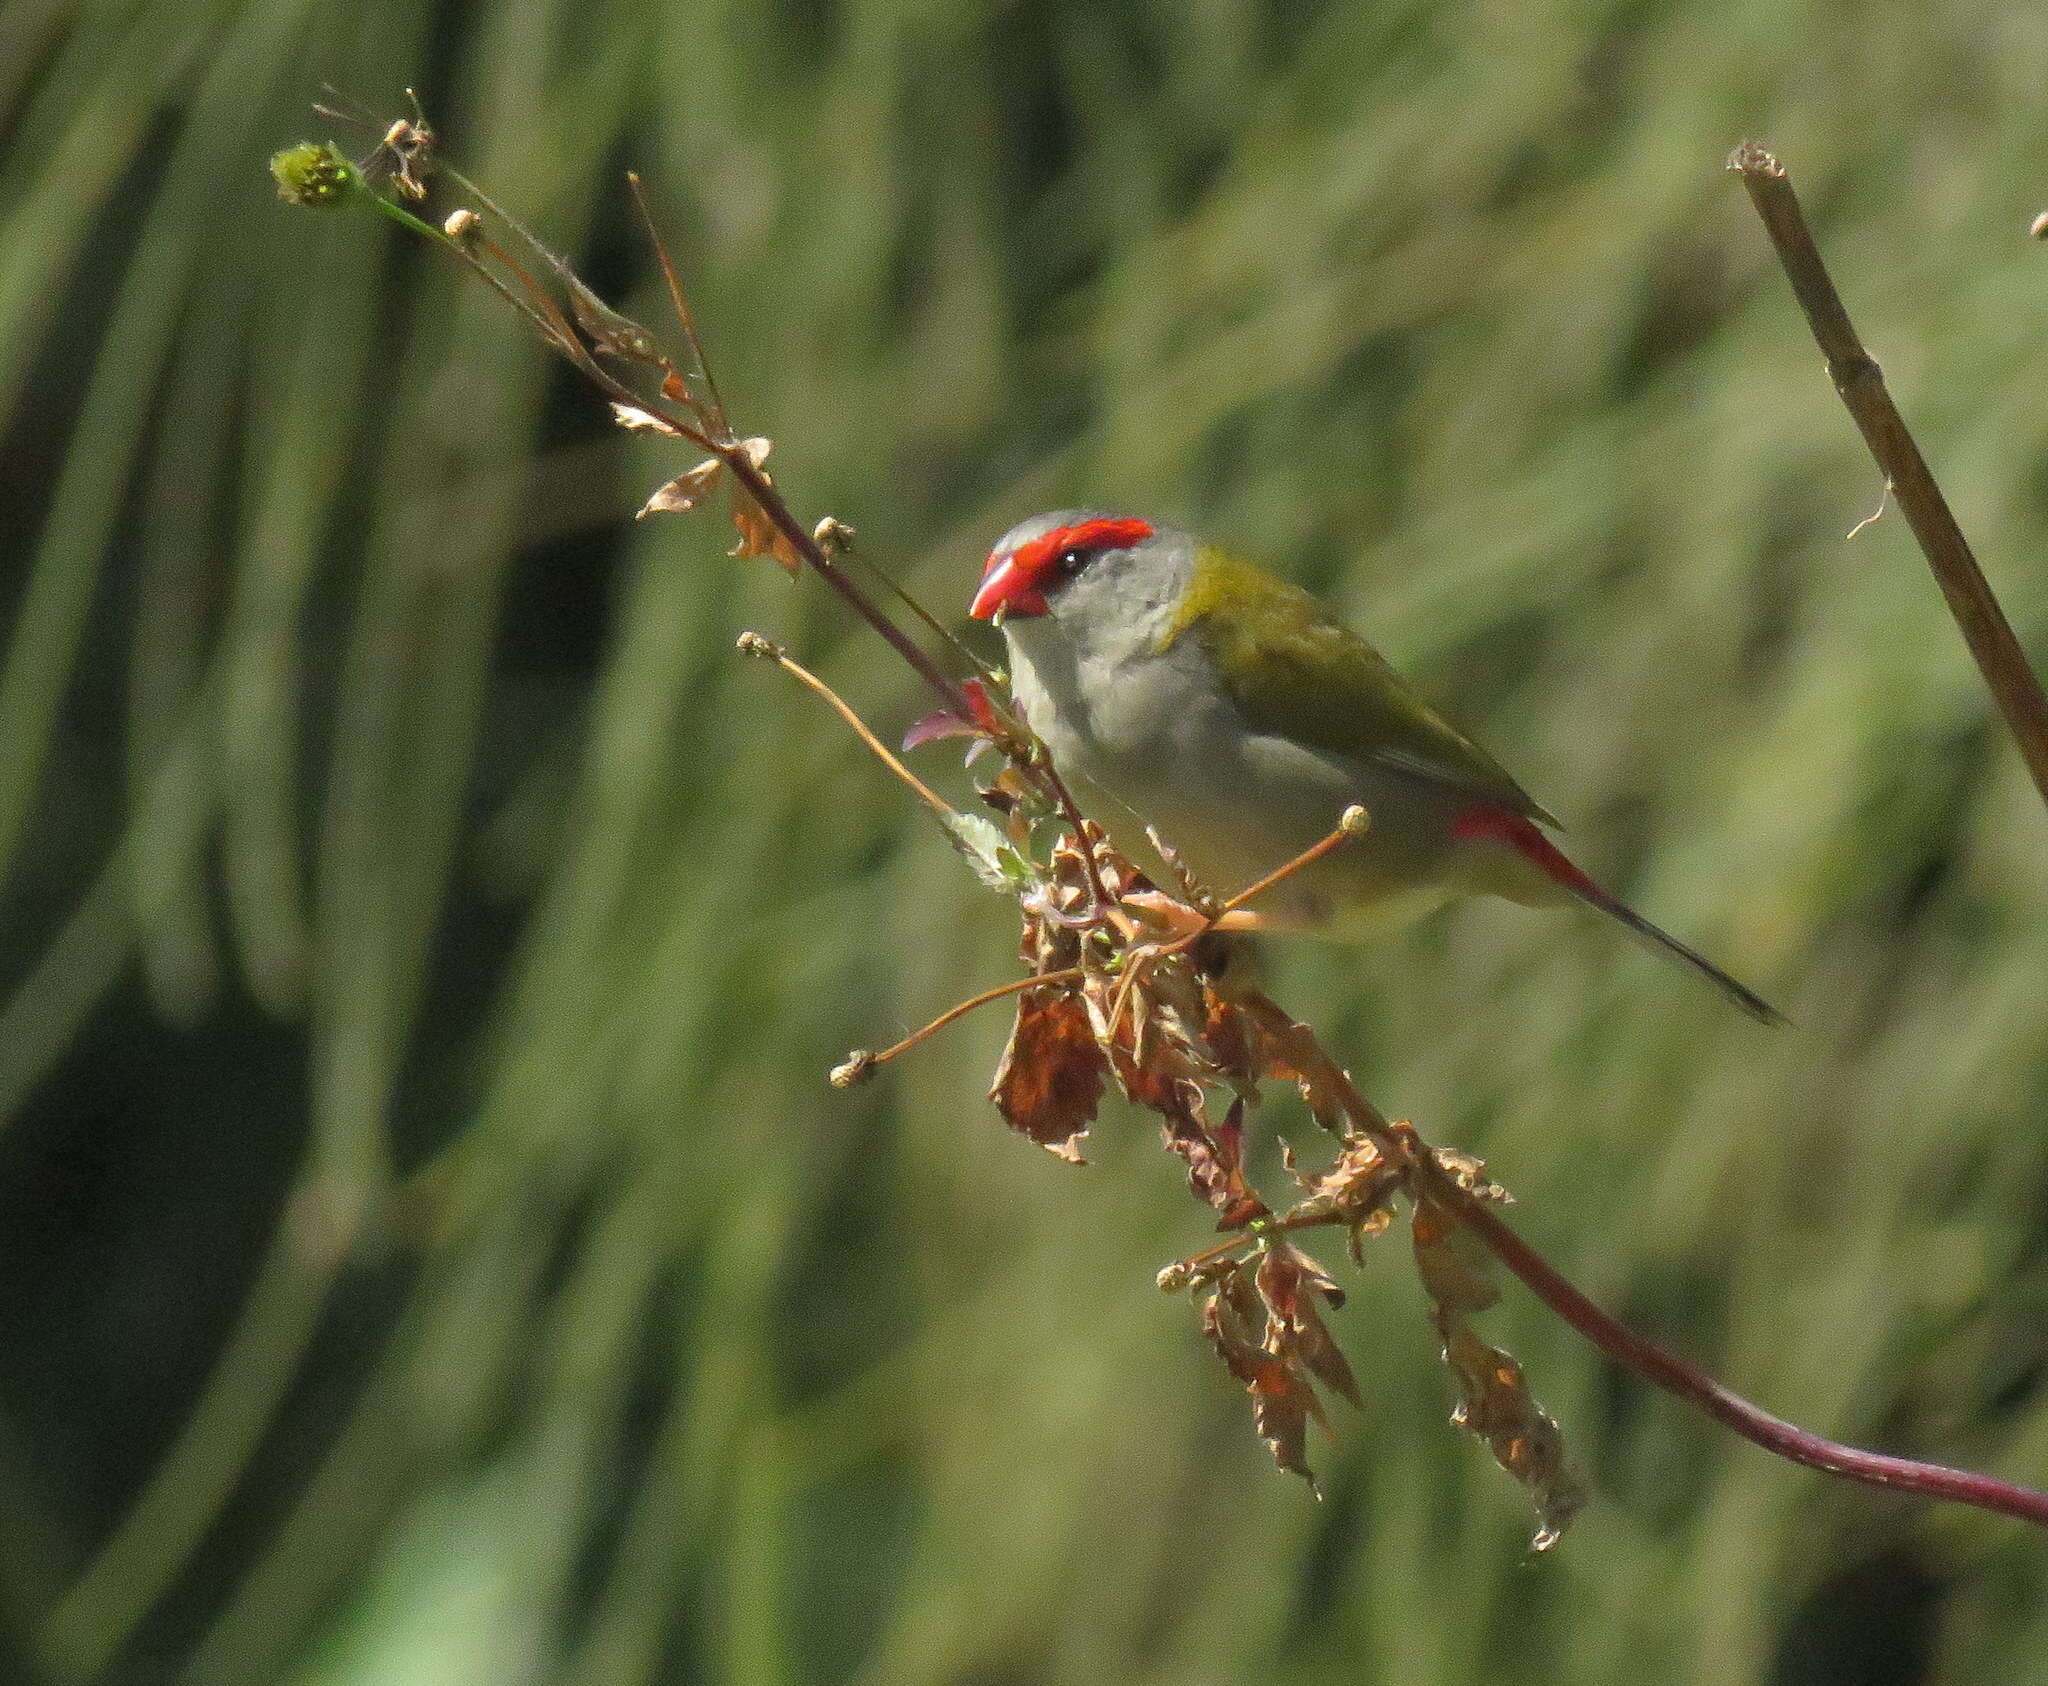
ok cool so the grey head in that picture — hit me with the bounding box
[970,510,1196,665]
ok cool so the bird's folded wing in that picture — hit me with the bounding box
[1170,546,1557,827]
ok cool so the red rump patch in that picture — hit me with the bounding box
[1452,804,1598,898]
[1006,516,1155,584]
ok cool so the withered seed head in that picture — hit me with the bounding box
[829,1050,877,1088]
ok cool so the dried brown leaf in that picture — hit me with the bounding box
[1413,1193,1583,1548]
[1086,970,1204,1116]
[719,440,800,572]
[1154,1093,1264,1227]
[729,494,801,574]
[1411,1196,1501,1316]
[1434,1145,1511,1204]
[1248,1361,1321,1493]
[985,767,1036,846]
[1203,1276,1323,1492]
[1236,998,1351,1138]
[610,402,687,436]
[1438,1325,1585,1549]
[1281,1134,1405,1264]
[1256,1244,1360,1409]
[1293,1314,1362,1411]
[1202,995,1262,1095]
[989,989,1106,1162]
[635,456,726,518]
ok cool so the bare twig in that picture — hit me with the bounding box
[1729,141,2048,814]
[1216,804,1369,921]
[627,172,729,431]
[735,633,953,816]
[857,967,1087,1072]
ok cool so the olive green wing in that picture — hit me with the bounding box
[1169,546,1556,825]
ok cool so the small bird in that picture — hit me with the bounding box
[969,510,1782,1024]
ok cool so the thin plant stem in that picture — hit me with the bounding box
[627,171,729,431]
[1444,1182,2048,1525]
[1729,141,2048,815]
[735,633,953,817]
[864,968,1087,1069]
[1215,806,1367,919]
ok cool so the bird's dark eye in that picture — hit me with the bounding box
[1055,547,1090,578]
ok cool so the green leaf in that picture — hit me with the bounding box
[940,809,1029,892]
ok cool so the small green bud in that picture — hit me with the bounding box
[269,142,354,208]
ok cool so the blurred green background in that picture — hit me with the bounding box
[4,1,2048,1681]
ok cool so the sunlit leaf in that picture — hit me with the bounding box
[941,809,1029,892]
[634,456,725,518]
[609,402,685,435]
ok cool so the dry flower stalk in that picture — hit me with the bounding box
[1730,141,2048,814]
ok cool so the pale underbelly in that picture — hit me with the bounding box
[1009,643,1562,934]
[1064,740,1482,937]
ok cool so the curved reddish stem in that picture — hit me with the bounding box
[1229,988,2048,1526]
[1454,1192,2048,1526]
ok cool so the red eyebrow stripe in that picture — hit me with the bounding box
[1007,517,1155,581]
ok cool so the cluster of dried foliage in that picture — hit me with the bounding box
[846,763,1579,1537]
[270,110,2048,1548]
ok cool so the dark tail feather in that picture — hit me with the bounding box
[1578,885,1788,1027]
[1457,805,1788,1026]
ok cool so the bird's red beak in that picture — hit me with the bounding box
[969,553,1048,622]
[970,517,1154,622]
